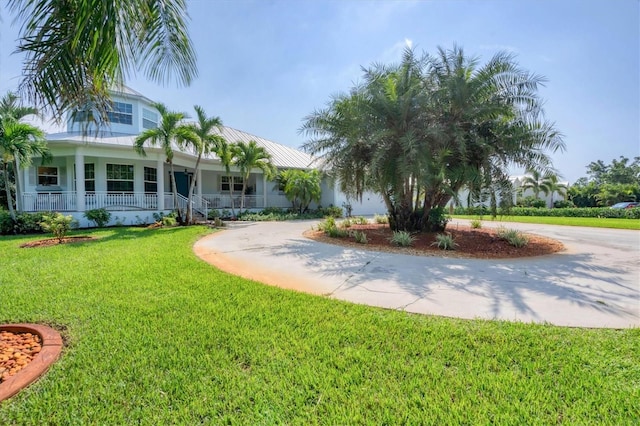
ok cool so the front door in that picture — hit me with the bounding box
[173,172,190,197]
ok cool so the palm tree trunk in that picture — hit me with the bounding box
[186,155,202,224]
[3,162,16,221]
[228,175,236,218]
[13,159,22,213]
[240,179,247,212]
[169,162,183,224]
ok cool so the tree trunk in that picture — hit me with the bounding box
[3,162,16,221]
[228,175,236,218]
[169,162,183,224]
[186,155,202,224]
[240,179,247,212]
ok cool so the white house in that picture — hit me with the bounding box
[17,87,386,227]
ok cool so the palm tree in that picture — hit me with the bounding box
[521,169,553,199]
[213,138,238,217]
[182,105,224,223]
[278,169,322,214]
[134,102,194,224]
[0,119,50,220]
[0,91,45,215]
[7,0,197,124]
[302,46,565,232]
[233,140,275,212]
[0,92,39,122]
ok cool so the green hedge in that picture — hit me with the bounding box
[0,211,49,235]
[453,206,640,219]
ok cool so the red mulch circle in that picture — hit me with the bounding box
[305,223,564,259]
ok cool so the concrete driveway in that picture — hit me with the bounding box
[193,219,640,328]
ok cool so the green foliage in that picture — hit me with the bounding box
[569,157,640,207]
[470,219,482,229]
[84,208,111,227]
[389,230,415,247]
[496,226,529,247]
[353,216,369,225]
[319,205,343,218]
[277,169,322,214]
[432,233,457,250]
[374,213,389,224]
[426,206,450,232]
[301,46,564,232]
[40,212,77,242]
[0,210,48,235]
[339,218,352,228]
[454,206,640,219]
[553,200,575,208]
[352,230,368,244]
[517,196,547,208]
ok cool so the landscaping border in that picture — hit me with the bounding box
[0,324,63,402]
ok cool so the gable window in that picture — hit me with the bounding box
[144,167,157,192]
[221,176,243,192]
[106,164,134,192]
[107,102,133,125]
[73,163,95,192]
[38,166,58,186]
[142,108,158,129]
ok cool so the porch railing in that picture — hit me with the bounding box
[21,191,77,212]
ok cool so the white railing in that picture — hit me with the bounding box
[21,191,165,212]
[21,192,77,212]
[202,194,262,209]
[86,192,158,211]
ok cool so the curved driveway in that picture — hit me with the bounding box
[193,220,640,328]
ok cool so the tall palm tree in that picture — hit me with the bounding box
[0,119,50,220]
[182,105,224,223]
[0,92,43,214]
[521,169,566,202]
[213,138,238,217]
[302,46,565,232]
[7,0,197,124]
[233,140,275,212]
[134,102,194,224]
[0,92,39,122]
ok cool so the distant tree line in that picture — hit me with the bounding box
[569,156,640,207]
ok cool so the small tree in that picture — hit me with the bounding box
[40,212,77,242]
[277,169,322,214]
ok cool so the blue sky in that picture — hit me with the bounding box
[1,0,638,183]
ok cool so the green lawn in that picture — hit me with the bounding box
[1,227,638,424]
[452,214,640,230]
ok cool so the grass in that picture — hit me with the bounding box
[1,227,639,424]
[453,214,640,230]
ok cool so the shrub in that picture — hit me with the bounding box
[353,216,369,225]
[0,210,13,234]
[426,206,450,232]
[40,212,77,242]
[432,233,457,250]
[326,226,348,238]
[553,200,575,209]
[517,196,547,208]
[84,208,111,227]
[389,230,415,247]
[470,219,482,229]
[340,218,352,228]
[496,226,529,247]
[319,205,343,218]
[0,211,48,235]
[162,215,177,227]
[317,216,337,233]
[374,214,389,224]
[352,230,368,244]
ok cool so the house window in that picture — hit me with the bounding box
[144,167,157,192]
[106,102,133,125]
[106,164,134,192]
[142,108,158,129]
[74,163,95,191]
[37,166,58,186]
[221,176,243,192]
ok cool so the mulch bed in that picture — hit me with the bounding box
[19,236,96,248]
[0,331,42,384]
[305,223,564,259]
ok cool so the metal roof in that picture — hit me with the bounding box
[46,126,317,170]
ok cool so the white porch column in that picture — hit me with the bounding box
[156,158,165,210]
[75,148,85,211]
[262,174,267,208]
